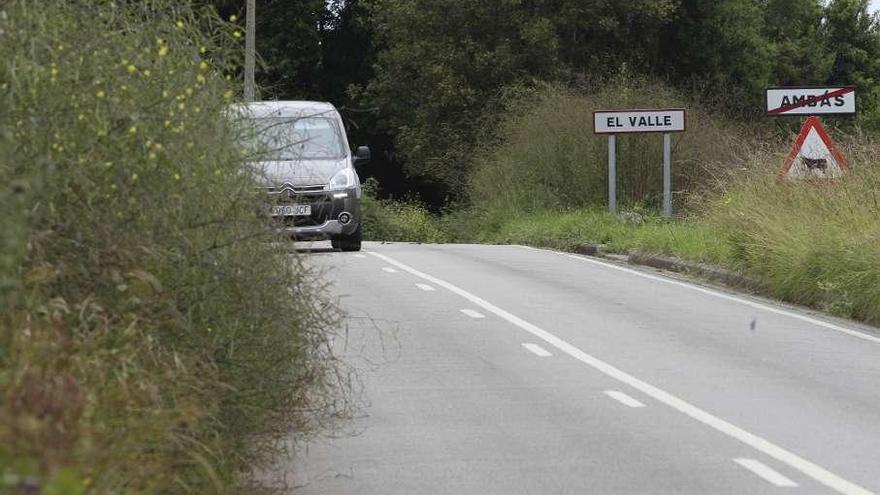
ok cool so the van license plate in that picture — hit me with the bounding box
[271,204,311,216]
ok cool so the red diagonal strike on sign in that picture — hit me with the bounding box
[768,87,855,115]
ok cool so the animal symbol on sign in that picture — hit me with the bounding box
[801,157,827,171]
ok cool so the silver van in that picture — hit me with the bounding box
[237,101,370,251]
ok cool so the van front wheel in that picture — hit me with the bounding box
[333,225,362,252]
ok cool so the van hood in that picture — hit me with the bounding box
[249,159,347,187]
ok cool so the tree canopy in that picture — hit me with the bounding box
[209,0,880,201]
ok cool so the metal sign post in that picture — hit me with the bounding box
[593,109,686,218]
[663,133,672,217]
[608,134,617,214]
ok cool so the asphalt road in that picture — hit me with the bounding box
[284,242,880,494]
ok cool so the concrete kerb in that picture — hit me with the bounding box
[572,243,764,291]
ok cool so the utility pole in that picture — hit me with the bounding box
[244,0,256,102]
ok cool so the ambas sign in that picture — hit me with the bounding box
[766,86,856,116]
[779,116,849,181]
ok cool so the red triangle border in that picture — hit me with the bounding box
[779,116,849,180]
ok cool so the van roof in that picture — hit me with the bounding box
[234,100,339,119]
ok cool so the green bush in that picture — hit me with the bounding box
[709,135,880,323]
[0,2,349,493]
[361,179,449,243]
[469,77,759,218]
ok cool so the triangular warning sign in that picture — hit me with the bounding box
[780,116,849,180]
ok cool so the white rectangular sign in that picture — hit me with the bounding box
[593,109,686,134]
[766,86,856,116]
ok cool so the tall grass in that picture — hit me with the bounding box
[710,136,880,323]
[462,77,880,326]
[0,2,350,493]
[469,77,758,220]
[360,179,449,243]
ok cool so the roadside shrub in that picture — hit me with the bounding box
[469,77,758,219]
[0,2,349,493]
[361,179,449,243]
[710,135,880,323]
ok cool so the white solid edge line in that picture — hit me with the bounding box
[382,267,398,273]
[604,390,646,408]
[416,283,436,292]
[735,458,799,488]
[460,309,486,319]
[517,245,880,345]
[368,251,873,495]
[522,342,552,357]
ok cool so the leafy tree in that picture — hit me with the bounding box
[362,0,560,193]
[762,0,833,86]
[661,0,775,105]
[823,0,880,127]
[551,0,679,72]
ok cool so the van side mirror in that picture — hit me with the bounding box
[353,146,371,166]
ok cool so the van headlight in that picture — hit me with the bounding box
[329,168,356,190]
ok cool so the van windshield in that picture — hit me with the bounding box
[249,116,346,160]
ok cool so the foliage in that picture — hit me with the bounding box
[355,0,880,196]
[710,136,880,322]
[823,0,880,128]
[0,1,349,493]
[479,208,731,264]
[361,179,449,243]
[361,0,561,193]
[468,79,756,220]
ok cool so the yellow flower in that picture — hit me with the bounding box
[199,61,208,70]
[162,90,169,98]
[233,30,242,38]
[196,74,206,84]
[50,67,59,77]
[176,20,184,28]
[143,69,151,77]
[131,173,138,181]
[223,90,233,100]
[96,90,105,98]
[129,126,137,134]
[158,46,169,57]
[230,15,238,22]
[178,102,185,110]
[164,120,171,128]
[174,173,181,180]
[200,46,207,54]
[148,152,157,160]
[127,64,137,73]
[78,114,85,121]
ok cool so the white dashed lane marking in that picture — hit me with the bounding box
[521,343,552,357]
[735,458,799,488]
[604,390,646,408]
[382,267,398,273]
[460,309,485,319]
[368,251,872,495]
[416,283,436,291]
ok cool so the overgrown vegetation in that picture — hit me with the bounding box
[461,80,880,326]
[360,180,448,243]
[0,2,349,493]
